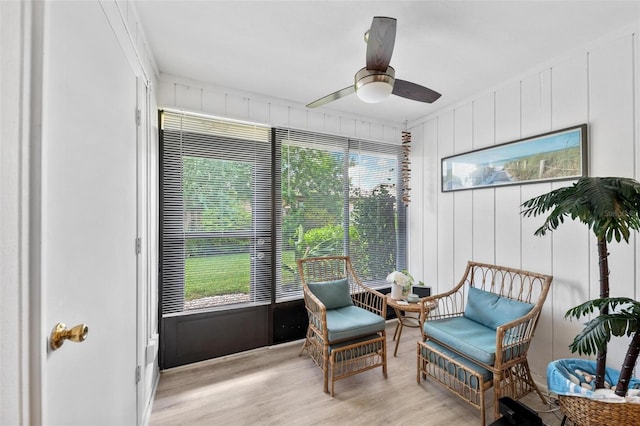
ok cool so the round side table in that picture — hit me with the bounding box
[386,295,433,357]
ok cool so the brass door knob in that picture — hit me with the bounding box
[50,322,89,350]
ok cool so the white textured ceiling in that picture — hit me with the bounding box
[134,1,640,124]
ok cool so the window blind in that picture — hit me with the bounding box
[160,110,272,315]
[348,138,406,282]
[275,127,406,301]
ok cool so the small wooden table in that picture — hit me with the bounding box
[386,295,433,357]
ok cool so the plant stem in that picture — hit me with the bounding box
[615,332,640,397]
[595,236,610,389]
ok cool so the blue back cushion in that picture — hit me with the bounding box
[464,286,534,329]
[307,278,353,310]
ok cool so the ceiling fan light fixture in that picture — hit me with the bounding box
[357,81,393,103]
[355,66,395,103]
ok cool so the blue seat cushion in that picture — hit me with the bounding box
[421,340,493,389]
[326,305,385,342]
[307,278,353,310]
[423,316,497,365]
[464,286,534,330]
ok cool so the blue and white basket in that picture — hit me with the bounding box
[548,358,640,425]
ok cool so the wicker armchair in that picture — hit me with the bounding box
[297,256,387,396]
[417,261,552,424]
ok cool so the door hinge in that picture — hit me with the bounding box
[135,237,141,255]
[135,365,141,383]
[135,109,142,126]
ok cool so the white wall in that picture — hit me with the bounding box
[409,25,640,385]
[157,73,402,144]
[98,3,162,424]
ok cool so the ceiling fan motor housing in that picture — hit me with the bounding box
[355,66,395,103]
[306,17,440,108]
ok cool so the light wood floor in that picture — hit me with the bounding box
[150,322,567,425]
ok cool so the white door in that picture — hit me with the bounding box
[41,2,138,424]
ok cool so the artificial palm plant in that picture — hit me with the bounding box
[565,297,640,396]
[521,176,640,396]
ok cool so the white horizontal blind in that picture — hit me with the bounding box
[349,138,406,283]
[276,128,348,301]
[275,127,406,301]
[160,110,272,314]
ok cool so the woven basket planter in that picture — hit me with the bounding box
[558,394,640,425]
[548,359,640,425]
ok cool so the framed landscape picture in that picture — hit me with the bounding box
[441,124,587,192]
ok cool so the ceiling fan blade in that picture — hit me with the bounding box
[392,79,442,103]
[365,17,396,72]
[306,85,355,108]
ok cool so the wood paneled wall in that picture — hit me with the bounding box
[409,27,640,384]
[156,74,401,144]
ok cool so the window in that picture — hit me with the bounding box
[276,128,406,301]
[348,138,407,281]
[160,112,406,313]
[160,111,272,314]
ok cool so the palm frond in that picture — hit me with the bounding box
[569,315,612,355]
[565,297,638,319]
[566,297,640,355]
[521,177,640,242]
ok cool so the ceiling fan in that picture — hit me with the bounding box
[306,16,442,108]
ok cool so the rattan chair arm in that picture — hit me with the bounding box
[302,286,328,338]
[419,291,465,325]
[352,285,387,319]
[418,291,465,340]
[494,309,539,366]
[347,257,387,318]
[417,263,474,326]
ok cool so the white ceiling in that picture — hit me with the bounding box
[134,1,640,124]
